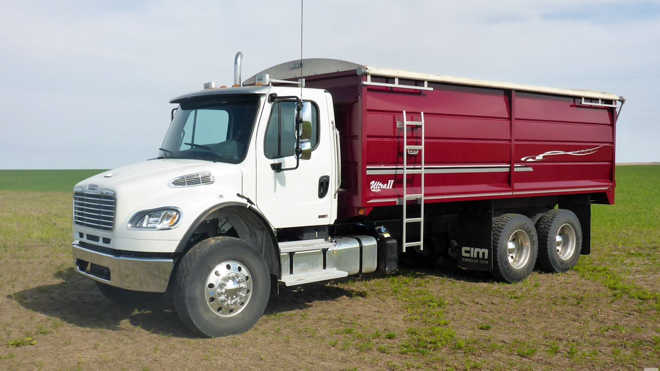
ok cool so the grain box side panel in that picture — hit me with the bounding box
[512,93,615,196]
[361,85,513,206]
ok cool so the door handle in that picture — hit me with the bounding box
[318,176,330,198]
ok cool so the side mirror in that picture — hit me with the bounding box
[299,120,313,141]
[299,139,312,160]
[296,101,313,160]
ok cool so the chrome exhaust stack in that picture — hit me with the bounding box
[234,51,244,87]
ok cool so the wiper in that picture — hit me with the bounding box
[183,143,222,162]
[155,147,176,160]
[184,143,213,151]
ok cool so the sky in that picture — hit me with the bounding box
[1,0,658,169]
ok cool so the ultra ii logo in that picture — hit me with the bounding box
[370,179,394,193]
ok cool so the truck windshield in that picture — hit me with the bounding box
[159,96,260,163]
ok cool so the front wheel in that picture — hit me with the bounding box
[173,237,271,337]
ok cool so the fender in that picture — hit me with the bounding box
[175,201,281,278]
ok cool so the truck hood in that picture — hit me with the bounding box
[78,159,239,191]
[75,159,244,237]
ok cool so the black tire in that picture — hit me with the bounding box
[492,213,538,283]
[530,210,548,225]
[536,209,582,273]
[173,237,270,337]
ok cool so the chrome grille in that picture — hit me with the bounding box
[73,192,116,230]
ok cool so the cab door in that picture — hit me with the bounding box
[255,91,333,229]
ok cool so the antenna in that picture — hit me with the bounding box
[299,0,303,98]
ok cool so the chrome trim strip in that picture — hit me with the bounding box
[426,191,513,200]
[74,200,114,208]
[73,219,112,230]
[369,164,510,169]
[73,194,115,205]
[74,213,114,223]
[74,204,115,215]
[74,210,113,218]
[367,198,400,204]
[366,186,608,204]
[366,164,513,176]
[362,81,433,91]
[513,187,609,195]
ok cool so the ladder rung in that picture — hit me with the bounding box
[405,217,422,223]
[405,145,423,150]
[404,241,422,248]
[404,194,423,200]
[396,120,424,128]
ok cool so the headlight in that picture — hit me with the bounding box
[128,208,181,230]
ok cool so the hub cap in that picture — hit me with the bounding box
[555,223,577,261]
[205,260,253,317]
[507,229,532,270]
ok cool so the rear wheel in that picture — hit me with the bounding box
[173,237,270,337]
[536,209,582,273]
[492,214,538,283]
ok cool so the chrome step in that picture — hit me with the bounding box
[280,269,348,286]
[279,239,334,253]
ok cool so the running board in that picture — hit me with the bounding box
[280,269,348,286]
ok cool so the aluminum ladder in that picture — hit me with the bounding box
[400,110,425,252]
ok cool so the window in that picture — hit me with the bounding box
[159,96,260,164]
[179,109,229,148]
[264,101,319,159]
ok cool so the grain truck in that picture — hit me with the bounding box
[71,53,624,337]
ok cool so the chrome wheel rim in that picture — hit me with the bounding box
[555,223,577,261]
[205,260,253,318]
[507,229,532,270]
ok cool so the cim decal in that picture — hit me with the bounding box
[461,246,488,260]
[521,145,603,162]
[370,180,394,193]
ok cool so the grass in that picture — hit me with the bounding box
[0,166,658,369]
[0,169,104,192]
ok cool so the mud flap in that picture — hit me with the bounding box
[559,196,591,255]
[453,204,493,272]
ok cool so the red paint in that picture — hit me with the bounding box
[305,71,616,218]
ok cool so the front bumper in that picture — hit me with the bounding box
[72,241,174,293]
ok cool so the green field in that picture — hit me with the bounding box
[0,170,105,192]
[0,167,658,370]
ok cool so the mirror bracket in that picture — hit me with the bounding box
[270,162,283,172]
